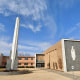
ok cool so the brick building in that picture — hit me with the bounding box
[0,55,35,68]
[18,56,35,67]
[42,39,80,72]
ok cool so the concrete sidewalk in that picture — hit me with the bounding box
[0,69,71,80]
[41,68,80,80]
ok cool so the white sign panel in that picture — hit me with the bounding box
[71,46,76,61]
[71,66,74,69]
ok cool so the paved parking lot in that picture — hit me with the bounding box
[0,68,72,80]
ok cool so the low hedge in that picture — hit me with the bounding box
[26,66,35,68]
[0,66,35,68]
[0,66,6,68]
[18,66,35,68]
[18,66,24,68]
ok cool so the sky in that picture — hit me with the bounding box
[0,0,80,56]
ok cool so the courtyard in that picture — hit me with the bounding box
[0,68,79,80]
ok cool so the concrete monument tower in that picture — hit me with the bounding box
[6,17,20,70]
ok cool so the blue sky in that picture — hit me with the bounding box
[0,0,80,56]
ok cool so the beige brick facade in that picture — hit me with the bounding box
[42,40,64,71]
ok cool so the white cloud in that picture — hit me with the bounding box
[0,39,39,55]
[0,0,57,39]
[76,22,80,26]
[18,51,34,56]
[69,36,75,39]
[0,23,5,32]
[20,40,52,51]
[44,16,57,38]
[0,0,56,55]
[0,36,11,54]
[0,40,52,56]
[66,27,76,35]
[21,24,42,32]
[0,40,38,56]
[0,40,11,54]
[33,42,52,51]
[66,22,80,35]
[18,45,39,51]
[0,36,51,55]
[21,15,57,38]
[58,0,74,8]
[0,36,10,41]
[0,0,47,20]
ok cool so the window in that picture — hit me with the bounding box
[31,58,33,60]
[5,57,7,60]
[24,63,28,65]
[31,63,33,65]
[25,58,28,60]
[18,58,22,60]
[4,63,6,65]
[18,63,21,65]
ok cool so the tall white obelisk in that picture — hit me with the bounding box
[11,17,20,70]
[6,17,20,70]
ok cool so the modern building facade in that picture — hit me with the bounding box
[42,39,80,72]
[0,55,35,67]
[35,54,45,68]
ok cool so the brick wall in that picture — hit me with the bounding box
[43,40,64,71]
[18,57,35,67]
[0,56,35,67]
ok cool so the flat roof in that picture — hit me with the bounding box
[62,39,80,42]
[18,56,35,58]
[36,54,45,55]
[3,56,35,58]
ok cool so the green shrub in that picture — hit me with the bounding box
[18,66,35,68]
[18,66,24,68]
[26,66,35,68]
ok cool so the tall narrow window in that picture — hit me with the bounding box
[5,57,7,60]
[4,63,6,65]
[31,58,33,60]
